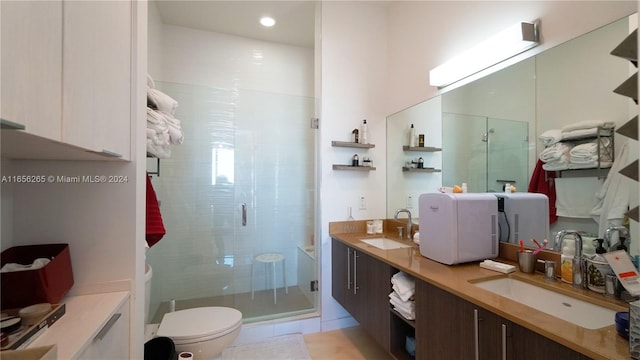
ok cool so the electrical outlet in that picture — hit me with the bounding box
[359,195,366,210]
[406,196,413,209]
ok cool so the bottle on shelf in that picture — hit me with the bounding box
[360,120,368,144]
[409,124,416,147]
[352,154,359,167]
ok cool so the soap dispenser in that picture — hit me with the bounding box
[586,239,611,293]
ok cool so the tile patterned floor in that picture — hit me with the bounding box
[304,326,393,360]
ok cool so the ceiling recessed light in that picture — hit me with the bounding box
[260,16,276,27]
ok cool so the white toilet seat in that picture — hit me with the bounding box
[156,307,242,344]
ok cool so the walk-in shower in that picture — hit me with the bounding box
[442,113,529,193]
[146,82,318,324]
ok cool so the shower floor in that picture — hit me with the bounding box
[151,285,315,324]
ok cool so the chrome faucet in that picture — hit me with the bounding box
[604,226,631,252]
[554,230,586,289]
[394,209,413,240]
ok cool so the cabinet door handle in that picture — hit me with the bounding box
[0,119,26,130]
[347,248,351,290]
[88,149,123,158]
[473,309,479,360]
[501,323,507,360]
[353,251,359,295]
[94,313,121,342]
[241,203,247,226]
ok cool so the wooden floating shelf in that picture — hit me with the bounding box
[402,146,442,152]
[333,165,376,171]
[402,167,441,173]
[331,141,375,149]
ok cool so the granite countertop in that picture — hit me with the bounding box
[330,220,630,360]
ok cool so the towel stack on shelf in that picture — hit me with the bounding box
[537,120,614,171]
[147,74,184,158]
[389,271,415,320]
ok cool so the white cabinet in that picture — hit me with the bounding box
[78,299,130,359]
[62,0,132,159]
[0,0,63,139]
[1,0,132,160]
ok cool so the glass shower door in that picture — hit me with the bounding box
[442,112,488,192]
[442,113,528,193]
[147,82,317,324]
[486,117,529,193]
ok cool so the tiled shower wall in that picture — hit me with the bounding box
[145,22,314,319]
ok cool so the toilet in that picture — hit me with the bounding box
[156,307,242,359]
[145,264,243,359]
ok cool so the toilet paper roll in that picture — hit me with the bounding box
[179,352,194,359]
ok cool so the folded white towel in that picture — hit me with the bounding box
[149,88,178,115]
[569,138,611,157]
[1,258,50,273]
[391,272,415,301]
[561,120,615,133]
[561,128,602,140]
[389,292,415,319]
[162,112,184,145]
[147,139,172,159]
[538,129,562,146]
[539,143,572,162]
[542,156,570,171]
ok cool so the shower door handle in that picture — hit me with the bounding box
[241,203,247,226]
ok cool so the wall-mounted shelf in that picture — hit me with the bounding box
[402,146,442,152]
[333,165,376,171]
[402,167,441,173]
[551,126,614,179]
[332,141,375,149]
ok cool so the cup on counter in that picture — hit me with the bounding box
[517,250,536,273]
[366,220,374,234]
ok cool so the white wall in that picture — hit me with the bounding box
[387,1,637,114]
[319,1,389,330]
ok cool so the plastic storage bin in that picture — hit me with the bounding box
[1,244,74,309]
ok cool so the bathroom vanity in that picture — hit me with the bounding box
[330,222,629,360]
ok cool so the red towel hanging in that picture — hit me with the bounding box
[528,159,558,224]
[146,175,166,247]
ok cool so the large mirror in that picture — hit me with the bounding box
[387,14,638,253]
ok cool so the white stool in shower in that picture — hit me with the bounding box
[251,252,287,304]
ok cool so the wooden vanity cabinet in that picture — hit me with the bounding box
[415,280,591,360]
[331,238,392,351]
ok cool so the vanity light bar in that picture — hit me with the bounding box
[429,21,540,88]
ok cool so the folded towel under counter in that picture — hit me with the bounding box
[390,271,415,320]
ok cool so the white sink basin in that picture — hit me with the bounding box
[360,238,412,250]
[473,277,616,329]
